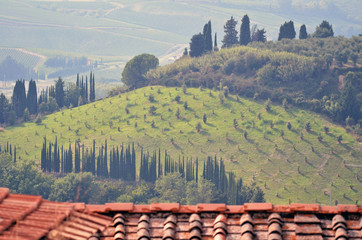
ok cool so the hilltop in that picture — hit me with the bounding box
[0,86,360,204]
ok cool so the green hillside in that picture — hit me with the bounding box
[0,86,360,204]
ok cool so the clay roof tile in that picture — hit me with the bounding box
[240,214,254,226]
[244,203,273,211]
[139,214,150,223]
[106,203,134,212]
[138,221,149,231]
[163,222,176,231]
[113,213,125,221]
[114,231,125,240]
[335,227,348,239]
[241,232,254,240]
[164,214,177,224]
[115,223,125,234]
[213,227,226,237]
[189,221,202,231]
[241,223,254,235]
[197,203,226,212]
[137,228,150,239]
[189,213,201,223]
[268,232,282,240]
[189,228,202,240]
[268,213,282,223]
[151,203,179,212]
[162,228,175,239]
[336,204,359,213]
[291,203,320,212]
[332,215,346,229]
[268,222,282,234]
[213,214,227,225]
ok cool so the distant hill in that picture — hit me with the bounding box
[0,86,360,204]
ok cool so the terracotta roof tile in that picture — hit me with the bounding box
[197,203,226,212]
[0,188,361,240]
[244,202,273,211]
[151,203,180,212]
[336,204,359,213]
[179,205,197,213]
[106,203,134,212]
[291,203,320,212]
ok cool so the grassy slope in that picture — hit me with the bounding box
[0,86,360,204]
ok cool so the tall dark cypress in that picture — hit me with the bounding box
[299,24,308,39]
[12,79,26,117]
[203,20,213,52]
[27,80,37,114]
[74,142,80,173]
[91,140,96,175]
[41,137,46,171]
[55,77,65,108]
[240,14,251,45]
[104,140,108,177]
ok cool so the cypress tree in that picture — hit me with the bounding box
[91,140,96,175]
[41,137,46,172]
[12,79,26,117]
[27,80,37,114]
[240,14,251,45]
[103,140,108,177]
[203,20,213,52]
[55,77,65,108]
[13,146,16,163]
[299,24,308,39]
[278,21,296,40]
[74,142,80,173]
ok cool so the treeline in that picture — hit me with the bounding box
[0,72,96,125]
[186,16,336,58]
[0,151,264,204]
[40,138,264,204]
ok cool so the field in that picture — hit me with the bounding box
[0,86,360,204]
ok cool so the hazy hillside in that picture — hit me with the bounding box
[0,86,360,204]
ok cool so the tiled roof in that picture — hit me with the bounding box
[0,188,111,240]
[0,188,361,240]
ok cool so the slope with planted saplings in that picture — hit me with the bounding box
[0,86,360,204]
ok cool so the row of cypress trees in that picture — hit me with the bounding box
[0,142,16,163]
[0,72,96,125]
[39,138,250,201]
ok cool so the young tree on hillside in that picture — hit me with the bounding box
[12,80,26,118]
[122,53,159,88]
[27,80,37,114]
[240,14,251,45]
[222,16,238,48]
[278,21,296,40]
[55,77,65,108]
[203,20,213,52]
[189,33,205,57]
[299,24,308,39]
[313,20,334,38]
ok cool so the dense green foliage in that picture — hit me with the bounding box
[1,87,360,204]
[121,54,159,89]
